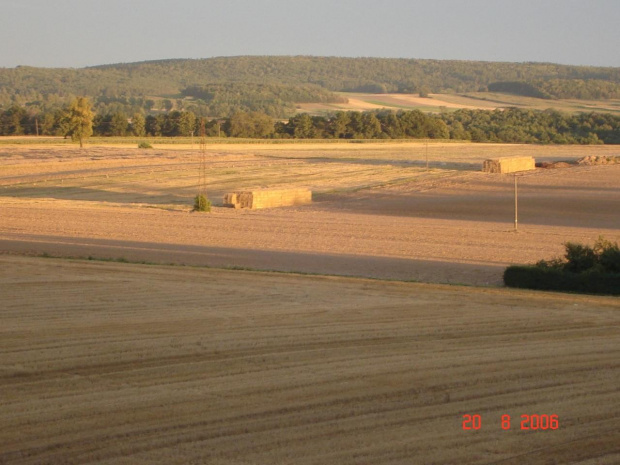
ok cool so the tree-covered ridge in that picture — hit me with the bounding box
[88,56,620,93]
[2,57,620,117]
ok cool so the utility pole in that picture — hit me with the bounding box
[199,119,207,199]
[426,141,429,171]
[514,175,519,232]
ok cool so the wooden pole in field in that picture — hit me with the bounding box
[198,119,207,201]
[514,175,518,232]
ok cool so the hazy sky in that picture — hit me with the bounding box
[1,0,619,68]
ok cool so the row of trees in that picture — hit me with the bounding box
[274,109,619,144]
[2,99,619,145]
[274,111,450,139]
[0,105,197,138]
[440,108,620,144]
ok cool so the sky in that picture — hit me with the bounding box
[1,0,619,69]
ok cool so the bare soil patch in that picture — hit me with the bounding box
[1,255,619,464]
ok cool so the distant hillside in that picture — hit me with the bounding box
[2,56,620,117]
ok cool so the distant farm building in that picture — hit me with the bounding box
[223,189,312,209]
[483,156,536,174]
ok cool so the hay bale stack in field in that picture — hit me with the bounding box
[223,189,312,209]
[482,156,536,174]
[577,155,620,165]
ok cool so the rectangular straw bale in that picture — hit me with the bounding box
[222,193,239,208]
[483,156,535,173]
[222,189,312,209]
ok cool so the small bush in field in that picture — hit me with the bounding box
[138,141,153,149]
[193,194,211,212]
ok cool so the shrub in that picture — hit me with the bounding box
[138,141,153,149]
[564,242,600,273]
[504,237,620,295]
[559,236,619,274]
[504,266,620,295]
[600,247,620,273]
[595,237,620,273]
[193,194,211,212]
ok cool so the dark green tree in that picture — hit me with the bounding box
[131,113,146,137]
[292,114,315,138]
[109,112,129,136]
[178,111,196,137]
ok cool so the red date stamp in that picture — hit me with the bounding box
[462,414,559,430]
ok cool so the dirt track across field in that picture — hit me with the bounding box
[1,255,619,464]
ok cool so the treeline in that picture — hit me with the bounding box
[273,109,619,144]
[440,108,620,144]
[488,79,620,100]
[2,57,620,118]
[4,104,619,145]
[0,105,200,138]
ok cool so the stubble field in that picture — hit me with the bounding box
[295,92,620,115]
[0,142,619,285]
[1,140,619,463]
[1,255,619,464]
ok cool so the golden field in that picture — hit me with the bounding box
[1,140,619,463]
[0,142,618,285]
[1,255,619,464]
[295,92,620,115]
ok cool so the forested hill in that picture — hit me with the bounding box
[91,56,620,93]
[2,56,620,117]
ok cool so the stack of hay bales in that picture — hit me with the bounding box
[223,188,312,209]
[483,156,536,173]
[577,155,619,165]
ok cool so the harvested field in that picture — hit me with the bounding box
[1,255,619,464]
[296,92,495,113]
[0,142,619,285]
[296,92,620,115]
[1,141,620,463]
[441,92,620,115]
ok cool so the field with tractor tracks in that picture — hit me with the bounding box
[1,140,619,463]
